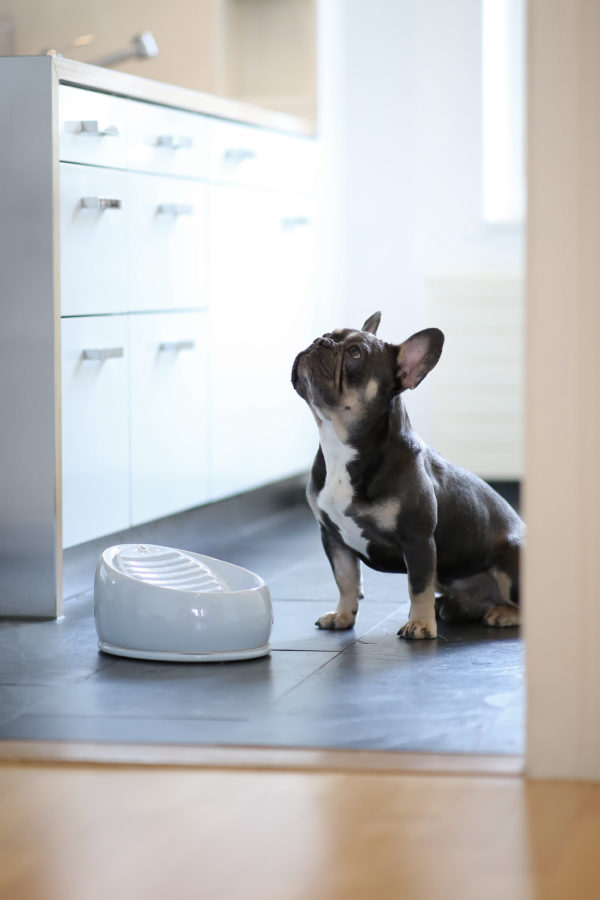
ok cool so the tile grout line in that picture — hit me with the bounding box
[268,602,408,705]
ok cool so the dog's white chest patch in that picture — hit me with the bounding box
[316,421,369,557]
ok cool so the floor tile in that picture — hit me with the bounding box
[0,685,55,730]
[241,620,524,753]
[0,593,115,687]
[0,493,525,755]
[270,598,404,651]
[20,649,340,723]
[0,714,253,745]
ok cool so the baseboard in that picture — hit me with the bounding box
[0,740,524,777]
[487,480,521,512]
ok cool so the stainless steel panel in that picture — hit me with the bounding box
[0,57,60,617]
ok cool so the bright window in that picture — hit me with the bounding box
[482,0,526,225]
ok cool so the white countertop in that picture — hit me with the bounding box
[51,56,316,138]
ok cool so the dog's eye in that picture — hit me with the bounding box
[349,345,361,359]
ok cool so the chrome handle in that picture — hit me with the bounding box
[281,216,311,229]
[67,120,120,137]
[159,340,196,352]
[224,147,256,164]
[81,347,124,361]
[81,197,122,210]
[156,203,194,216]
[157,135,194,149]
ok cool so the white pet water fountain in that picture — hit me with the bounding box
[94,544,273,662]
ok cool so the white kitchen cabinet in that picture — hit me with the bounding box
[0,55,317,617]
[61,311,210,546]
[128,174,207,313]
[209,184,318,497]
[208,118,317,192]
[130,312,210,525]
[61,315,130,547]
[271,195,321,473]
[60,165,207,316]
[59,164,129,316]
[59,84,128,169]
[127,98,210,178]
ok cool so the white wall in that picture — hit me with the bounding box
[338,0,422,339]
[320,0,524,439]
[413,1,524,277]
[0,0,317,119]
[221,0,317,118]
[0,0,221,91]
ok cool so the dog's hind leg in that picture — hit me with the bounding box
[436,572,500,623]
[484,541,521,627]
[316,529,362,630]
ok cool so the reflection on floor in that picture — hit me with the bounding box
[0,480,524,753]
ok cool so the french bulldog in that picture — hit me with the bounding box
[291,312,524,639]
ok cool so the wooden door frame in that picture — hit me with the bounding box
[525,0,600,780]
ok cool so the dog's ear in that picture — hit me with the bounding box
[362,311,381,335]
[396,328,444,390]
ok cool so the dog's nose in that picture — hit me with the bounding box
[316,337,334,348]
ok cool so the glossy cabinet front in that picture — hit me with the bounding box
[61,315,130,547]
[129,312,209,526]
[209,184,318,498]
[58,83,318,548]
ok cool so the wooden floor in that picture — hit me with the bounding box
[1,756,598,900]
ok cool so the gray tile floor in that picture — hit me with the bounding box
[0,485,524,754]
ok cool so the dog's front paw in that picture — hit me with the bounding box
[398,619,438,640]
[483,605,520,628]
[315,610,356,630]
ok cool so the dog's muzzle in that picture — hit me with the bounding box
[291,349,308,392]
[291,338,339,405]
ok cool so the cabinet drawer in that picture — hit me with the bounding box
[129,311,209,525]
[127,172,207,312]
[60,163,129,315]
[59,85,127,169]
[208,119,317,192]
[61,316,130,548]
[127,99,209,178]
[208,186,317,498]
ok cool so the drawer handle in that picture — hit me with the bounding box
[68,120,120,137]
[157,135,194,149]
[159,340,195,352]
[81,197,122,210]
[224,148,256,164]
[81,347,124,361]
[281,216,311,229]
[156,203,194,216]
